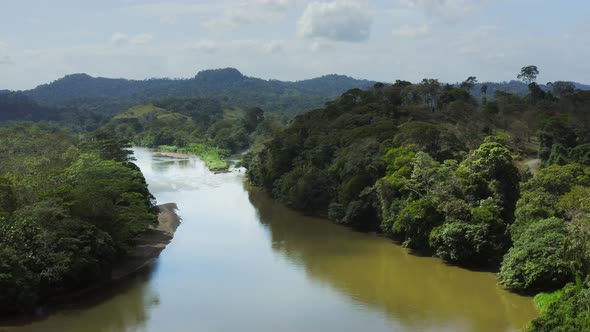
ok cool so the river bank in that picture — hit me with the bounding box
[4,148,537,332]
[111,203,181,280]
[157,144,230,172]
[53,203,182,300]
[1,203,181,327]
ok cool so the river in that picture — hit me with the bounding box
[7,147,538,332]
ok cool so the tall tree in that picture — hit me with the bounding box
[460,76,478,91]
[550,81,576,98]
[480,83,489,104]
[517,65,539,84]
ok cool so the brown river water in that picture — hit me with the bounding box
[5,147,537,332]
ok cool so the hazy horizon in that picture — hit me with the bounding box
[5,67,590,93]
[1,0,589,90]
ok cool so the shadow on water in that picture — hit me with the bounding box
[247,187,538,332]
[0,261,161,332]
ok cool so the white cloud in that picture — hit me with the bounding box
[186,40,218,53]
[297,0,373,43]
[206,0,289,30]
[392,24,431,38]
[110,32,153,47]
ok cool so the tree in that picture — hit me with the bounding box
[498,217,573,293]
[517,65,539,84]
[528,280,590,331]
[460,76,478,91]
[551,81,576,98]
[480,83,489,104]
[0,177,16,216]
[480,83,488,96]
[457,141,521,220]
[243,107,265,133]
[417,78,442,111]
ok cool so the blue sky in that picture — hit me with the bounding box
[1,0,589,90]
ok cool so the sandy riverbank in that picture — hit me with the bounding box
[111,203,181,279]
[154,151,192,159]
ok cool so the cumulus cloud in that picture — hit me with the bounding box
[186,40,218,53]
[110,32,153,47]
[392,24,431,38]
[206,0,289,30]
[297,0,373,43]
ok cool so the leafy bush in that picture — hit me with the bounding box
[529,280,590,331]
[498,217,573,293]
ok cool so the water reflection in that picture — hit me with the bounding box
[248,188,537,332]
[4,268,160,332]
[150,158,192,172]
[4,148,537,332]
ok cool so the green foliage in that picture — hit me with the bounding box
[498,218,573,293]
[394,198,441,249]
[377,140,517,266]
[529,280,590,332]
[0,124,156,314]
[533,289,564,314]
[0,91,107,132]
[393,122,465,160]
[518,65,539,85]
[430,221,500,263]
[24,69,375,117]
[105,98,265,171]
[247,86,403,221]
[159,144,229,171]
[275,166,334,213]
[243,107,265,133]
[511,164,590,241]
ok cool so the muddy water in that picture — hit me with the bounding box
[7,147,537,332]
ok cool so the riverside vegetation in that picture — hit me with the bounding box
[245,67,590,331]
[0,124,157,314]
[1,66,590,330]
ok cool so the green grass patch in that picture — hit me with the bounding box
[533,289,564,314]
[115,104,167,119]
[158,143,229,171]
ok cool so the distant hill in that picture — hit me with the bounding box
[0,90,50,121]
[22,68,377,115]
[9,69,590,117]
[0,90,106,131]
[466,80,590,99]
